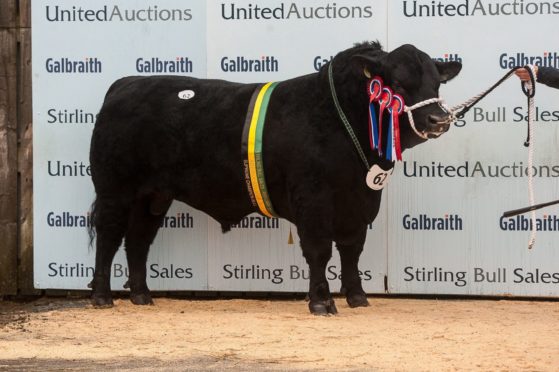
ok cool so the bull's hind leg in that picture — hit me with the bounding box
[299,233,337,315]
[124,194,172,305]
[336,227,369,308]
[91,197,131,307]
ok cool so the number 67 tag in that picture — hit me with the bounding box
[366,164,394,190]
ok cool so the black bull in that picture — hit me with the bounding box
[89,42,461,315]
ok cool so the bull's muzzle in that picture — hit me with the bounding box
[425,114,453,138]
[405,98,456,140]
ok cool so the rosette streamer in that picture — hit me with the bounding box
[387,94,404,161]
[367,77,383,151]
[367,77,405,161]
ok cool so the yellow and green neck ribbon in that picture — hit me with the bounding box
[241,82,279,218]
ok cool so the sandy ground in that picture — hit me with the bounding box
[1,295,559,371]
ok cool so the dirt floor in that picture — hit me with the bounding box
[1,295,559,371]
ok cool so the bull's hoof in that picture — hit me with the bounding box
[346,293,370,308]
[91,294,114,308]
[130,293,154,305]
[309,299,338,316]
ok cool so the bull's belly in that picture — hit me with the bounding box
[172,176,255,225]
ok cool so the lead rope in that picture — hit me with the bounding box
[450,66,531,118]
[449,65,538,249]
[524,65,537,249]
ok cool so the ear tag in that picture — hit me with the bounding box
[366,164,394,190]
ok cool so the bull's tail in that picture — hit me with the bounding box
[88,198,98,251]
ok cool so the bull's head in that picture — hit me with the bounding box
[355,44,462,148]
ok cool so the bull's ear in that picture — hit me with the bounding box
[352,54,384,78]
[436,61,462,83]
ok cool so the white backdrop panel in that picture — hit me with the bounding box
[32,0,559,296]
[386,0,559,295]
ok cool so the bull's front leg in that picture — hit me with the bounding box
[300,234,337,315]
[336,227,369,308]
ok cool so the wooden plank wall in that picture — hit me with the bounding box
[0,0,34,296]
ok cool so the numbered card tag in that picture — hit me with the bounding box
[178,90,195,100]
[366,164,394,190]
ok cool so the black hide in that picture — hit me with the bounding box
[89,41,461,314]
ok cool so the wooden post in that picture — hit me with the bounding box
[17,0,36,295]
[0,0,35,296]
[0,0,20,295]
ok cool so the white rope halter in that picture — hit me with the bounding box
[404,97,455,140]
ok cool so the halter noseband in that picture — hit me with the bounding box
[404,97,455,140]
